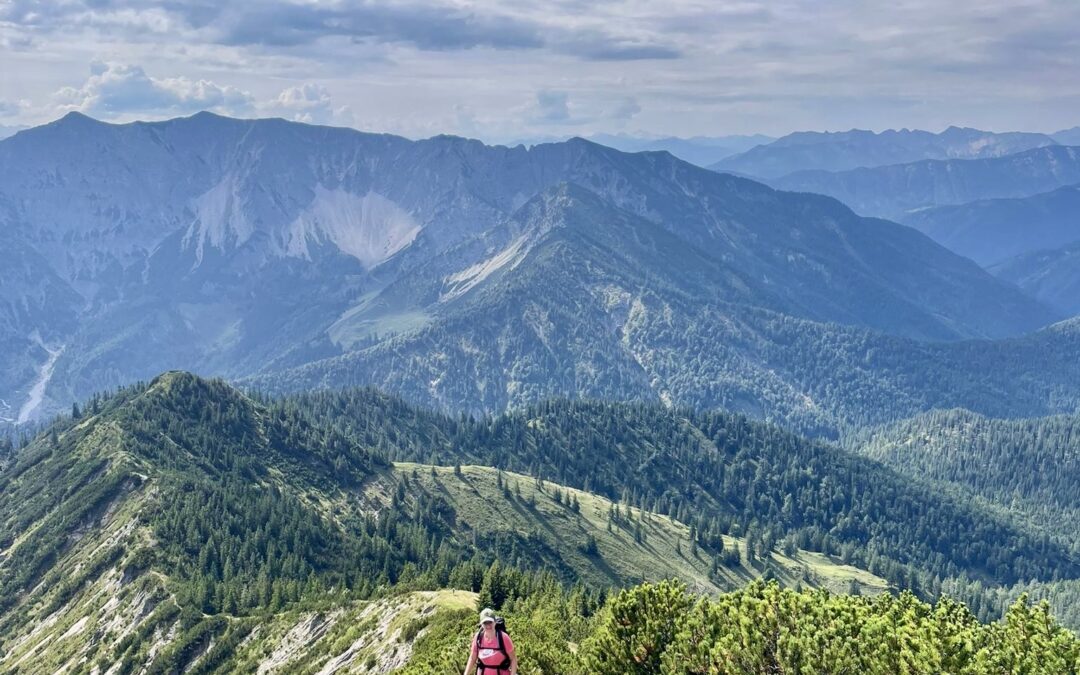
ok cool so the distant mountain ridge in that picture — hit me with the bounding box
[0,125,25,141]
[755,134,1080,312]
[0,112,1058,427]
[585,133,774,167]
[1054,127,1080,145]
[770,145,1080,221]
[711,126,1060,179]
[992,242,1080,317]
[506,133,775,168]
[900,182,1080,318]
[902,183,1080,267]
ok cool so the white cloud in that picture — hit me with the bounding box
[268,83,351,125]
[2,1,1079,135]
[0,99,31,118]
[52,62,254,117]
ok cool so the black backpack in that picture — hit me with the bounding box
[475,617,511,672]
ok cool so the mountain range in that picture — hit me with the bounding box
[901,183,1080,267]
[1054,127,1080,145]
[768,145,1080,221]
[889,185,1079,316]
[710,127,1060,179]
[993,243,1080,317]
[717,127,1080,324]
[3,110,1080,671]
[506,133,775,168]
[583,133,774,167]
[0,112,1061,431]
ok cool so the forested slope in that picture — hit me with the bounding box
[853,409,1080,549]
[0,372,894,671]
[285,388,1080,596]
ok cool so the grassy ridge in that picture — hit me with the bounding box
[393,463,889,595]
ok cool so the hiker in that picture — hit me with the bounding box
[463,607,517,675]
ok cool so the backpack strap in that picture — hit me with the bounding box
[475,630,486,673]
[494,629,511,669]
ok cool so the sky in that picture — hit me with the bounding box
[1,0,1079,142]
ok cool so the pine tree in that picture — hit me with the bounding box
[478,561,509,610]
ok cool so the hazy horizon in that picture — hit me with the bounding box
[3,109,1076,150]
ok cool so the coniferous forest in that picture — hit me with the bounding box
[0,372,1077,672]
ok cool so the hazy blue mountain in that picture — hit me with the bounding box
[0,124,26,141]
[586,133,774,167]
[1054,127,1080,145]
[771,145,1080,221]
[254,291,1080,438]
[507,133,774,167]
[903,184,1080,266]
[710,127,1059,179]
[992,243,1080,316]
[0,113,1058,428]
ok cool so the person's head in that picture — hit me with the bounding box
[479,607,496,630]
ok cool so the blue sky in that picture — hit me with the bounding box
[1,0,1078,140]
